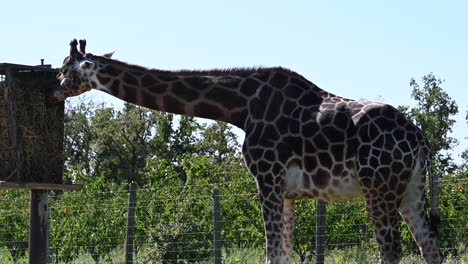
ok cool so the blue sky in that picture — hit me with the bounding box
[2,1,467,161]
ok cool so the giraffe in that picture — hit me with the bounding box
[52,39,442,264]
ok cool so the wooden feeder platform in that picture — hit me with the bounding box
[0,181,82,190]
[1,62,66,184]
[1,62,82,264]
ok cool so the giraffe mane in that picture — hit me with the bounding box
[93,54,304,78]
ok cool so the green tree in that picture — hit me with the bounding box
[63,98,98,179]
[136,156,214,263]
[460,110,468,172]
[49,173,127,263]
[398,73,459,174]
[131,119,255,263]
[0,190,29,263]
[397,74,468,255]
[150,112,175,161]
[461,150,468,172]
[91,104,160,184]
[199,121,240,163]
[437,170,468,256]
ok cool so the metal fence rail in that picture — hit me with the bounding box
[0,174,466,264]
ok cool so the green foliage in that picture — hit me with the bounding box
[136,158,213,263]
[135,142,255,263]
[409,74,458,151]
[219,248,264,264]
[325,199,372,249]
[397,73,466,254]
[293,199,374,263]
[63,98,98,178]
[0,190,29,263]
[461,150,468,172]
[438,171,468,256]
[460,111,468,173]
[399,73,459,174]
[293,200,317,262]
[90,103,161,183]
[218,166,263,252]
[49,173,127,263]
[199,121,240,163]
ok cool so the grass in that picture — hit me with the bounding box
[1,246,466,263]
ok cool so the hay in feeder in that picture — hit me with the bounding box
[0,67,64,184]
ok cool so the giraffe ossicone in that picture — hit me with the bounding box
[54,39,442,264]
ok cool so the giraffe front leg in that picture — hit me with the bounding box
[256,173,285,264]
[282,199,296,263]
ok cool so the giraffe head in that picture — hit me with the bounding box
[52,39,113,103]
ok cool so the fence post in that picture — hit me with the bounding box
[29,189,50,264]
[361,223,370,246]
[430,167,440,222]
[125,182,138,264]
[213,189,222,264]
[315,200,327,264]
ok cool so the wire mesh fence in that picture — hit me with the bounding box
[0,173,466,263]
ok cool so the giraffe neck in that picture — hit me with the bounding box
[91,56,256,129]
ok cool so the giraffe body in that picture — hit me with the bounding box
[53,39,442,264]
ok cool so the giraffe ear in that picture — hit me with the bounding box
[103,51,114,58]
[79,60,95,70]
